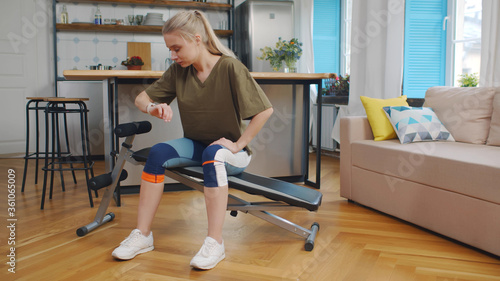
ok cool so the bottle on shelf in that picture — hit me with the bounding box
[60,4,68,24]
[94,5,102,25]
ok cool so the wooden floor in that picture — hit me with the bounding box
[1,155,499,281]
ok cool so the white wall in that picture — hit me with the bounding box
[0,0,53,155]
[54,3,228,74]
[0,0,231,156]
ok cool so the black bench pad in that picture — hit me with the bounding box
[132,148,322,211]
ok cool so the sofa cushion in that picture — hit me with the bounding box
[383,106,454,144]
[423,86,497,144]
[351,139,500,204]
[360,95,409,141]
[487,93,500,146]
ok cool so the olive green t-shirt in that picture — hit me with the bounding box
[145,55,272,152]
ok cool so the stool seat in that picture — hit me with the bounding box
[46,97,90,102]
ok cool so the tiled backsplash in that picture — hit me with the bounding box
[56,2,229,76]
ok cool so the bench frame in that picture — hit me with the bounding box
[77,122,320,251]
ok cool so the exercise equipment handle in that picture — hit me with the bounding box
[115,121,152,137]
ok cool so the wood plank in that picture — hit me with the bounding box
[56,23,233,37]
[62,69,337,81]
[56,0,232,10]
[4,154,500,280]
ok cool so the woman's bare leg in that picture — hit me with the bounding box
[136,180,165,235]
[204,185,228,244]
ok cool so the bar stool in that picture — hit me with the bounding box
[22,97,76,192]
[41,97,96,209]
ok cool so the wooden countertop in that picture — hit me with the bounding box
[62,70,336,81]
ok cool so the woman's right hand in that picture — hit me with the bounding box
[149,103,173,122]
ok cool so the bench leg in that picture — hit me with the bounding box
[247,210,319,251]
[76,135,135,236]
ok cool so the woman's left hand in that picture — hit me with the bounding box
[211,137,241,154]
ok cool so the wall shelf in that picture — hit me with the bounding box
[56,0,232,11]
[56,23,233,37]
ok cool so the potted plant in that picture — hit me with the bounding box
[323,74,349,96]
[257,37,303,72]
[121,56,144,70]
[322,74,349,105]
[457,72,479,87]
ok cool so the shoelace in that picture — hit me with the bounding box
[121,231,142,246]
[201,239,219,256]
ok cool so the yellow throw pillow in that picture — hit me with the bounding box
[360,95,409,141]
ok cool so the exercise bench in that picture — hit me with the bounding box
[77,121,322,251]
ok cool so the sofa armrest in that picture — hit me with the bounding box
[340,116,373,199]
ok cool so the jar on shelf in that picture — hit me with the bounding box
[60,4,68,24]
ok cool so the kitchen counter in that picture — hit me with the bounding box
[63,70,335,189]
[63,70,335,81]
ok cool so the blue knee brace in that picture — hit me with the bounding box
[202,145,225,187]
[142,143,178,183]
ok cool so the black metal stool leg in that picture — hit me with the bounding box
[79,102,94,207]
[22,100,33,193]
[55,108,66,192]
[82,102,97,198]
[62,108,77,184]
[49,108,57,200]
[41,103,51,210]
[34,100,41,185]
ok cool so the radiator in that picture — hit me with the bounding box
[312,104,338,151]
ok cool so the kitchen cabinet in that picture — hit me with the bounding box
[54,0,233,36]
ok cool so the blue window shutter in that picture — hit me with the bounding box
[403,0,447,98]
[313,0,341,74]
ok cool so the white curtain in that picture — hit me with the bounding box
[294,0,317,143]
[295,0,317,102]
[332,0,405,143]
[479,0,500,87]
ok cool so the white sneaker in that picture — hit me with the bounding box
[112,229,154,260]
[190,237,225,270]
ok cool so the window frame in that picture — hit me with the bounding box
[340,0,352,76]
[446,0,482,86]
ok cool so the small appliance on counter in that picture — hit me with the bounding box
[87,64,115,70]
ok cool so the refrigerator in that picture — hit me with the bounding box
[234,0,304,181]
[235,0,295,72]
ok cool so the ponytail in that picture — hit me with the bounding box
[162,10,236,59]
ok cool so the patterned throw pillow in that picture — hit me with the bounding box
[382,106,455,144]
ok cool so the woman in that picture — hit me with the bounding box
[111,10,273,270]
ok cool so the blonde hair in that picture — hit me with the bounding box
[162,10,236,59]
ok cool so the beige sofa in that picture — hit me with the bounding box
[340,86,500,256]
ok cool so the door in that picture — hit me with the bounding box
[0,0,53,155]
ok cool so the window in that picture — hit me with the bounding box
[451,0,482,86]
[403,0,448,99]
[403,0,482,98]
[313,0,341,75]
